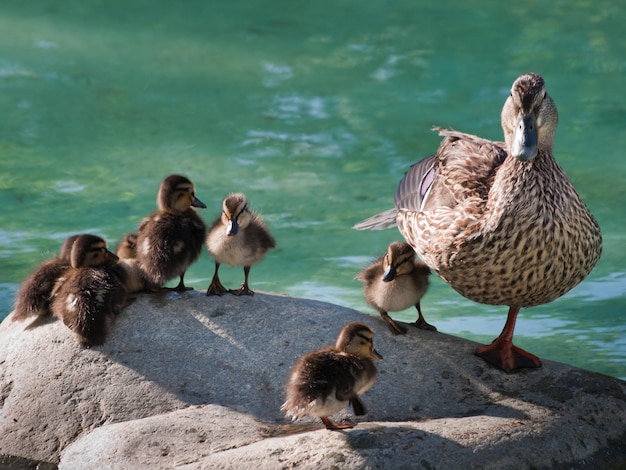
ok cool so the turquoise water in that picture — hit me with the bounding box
[1,0,624,380]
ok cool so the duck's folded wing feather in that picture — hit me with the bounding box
[394,154,439,212]
[395,128,507,213]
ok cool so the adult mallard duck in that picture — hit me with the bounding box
[355,73,602,372]
[206,193,275,296]
[281,322,382,430]
[50,234,129,347]
[136,175,207,291]
[356,241,434,335]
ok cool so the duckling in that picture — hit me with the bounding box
[205,193,275,296]
[281,322,382,430]
[115,232,147,294]
[50,234,129,347]
[13,234,82,321]
[59,234,81,261]
[136,174,207,291]
[357,241,434,335]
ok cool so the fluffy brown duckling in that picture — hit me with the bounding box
[13,234,82,320]
[115,232,147,294]
[281,322,382,430]
[205,193,275,296]
[50,234,129,347]
[136,174,207,291]
[357,241,434,335]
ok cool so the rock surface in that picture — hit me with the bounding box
[0,291,625,469]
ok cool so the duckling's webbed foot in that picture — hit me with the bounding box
[229,284,254,296]
[412,305,437,331]
[207,280,228,296]
[380,312,407,335]
[206,264,228,296]
[320,417,357,431]
[206,275,229,295]
[229,266,254,296]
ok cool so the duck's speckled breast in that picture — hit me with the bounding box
[399,155,602,307]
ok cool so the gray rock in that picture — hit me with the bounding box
[0,291,624,469]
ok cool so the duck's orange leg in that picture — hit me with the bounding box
[475,306,542,373]
[320,417,357,430]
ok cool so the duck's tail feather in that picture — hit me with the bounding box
[352,208,397,230]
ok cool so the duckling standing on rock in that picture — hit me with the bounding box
[281,322,382,430]
[115,232,147,294]
[136,175,207,291]
[13,235,81,320]
[206,193,275,296]
[50,234,130,347]
[357,241,434,335]
[354,73,602,372]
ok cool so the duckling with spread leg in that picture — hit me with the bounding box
[357,241,434,335]
[281,322,382,430]
[206,193,275,296]
[13,234,83,321]
[136,175,207,291]
[50,234,129,347]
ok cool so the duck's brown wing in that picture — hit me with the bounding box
[395,128,507,213]
[394,153,442,212]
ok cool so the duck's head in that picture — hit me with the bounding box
[221,192,252,236]
[336,322,383,360]
[501,73,558,161]
[157,174,206,213]
[382,241,416,282]
[70,234,118,268]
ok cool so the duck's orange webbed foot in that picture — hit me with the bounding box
[475,339,542,373]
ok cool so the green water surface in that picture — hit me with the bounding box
[1,0,624,380]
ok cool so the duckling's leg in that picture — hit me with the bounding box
[475,306,542,372]
[229,266,254,296]
[206,262,229,296]
[380,311,407,335]
[172,272,193,291]
[412,303,437,331]
[320,417,357,431]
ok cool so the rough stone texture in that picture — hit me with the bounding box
[0,291,624,469]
